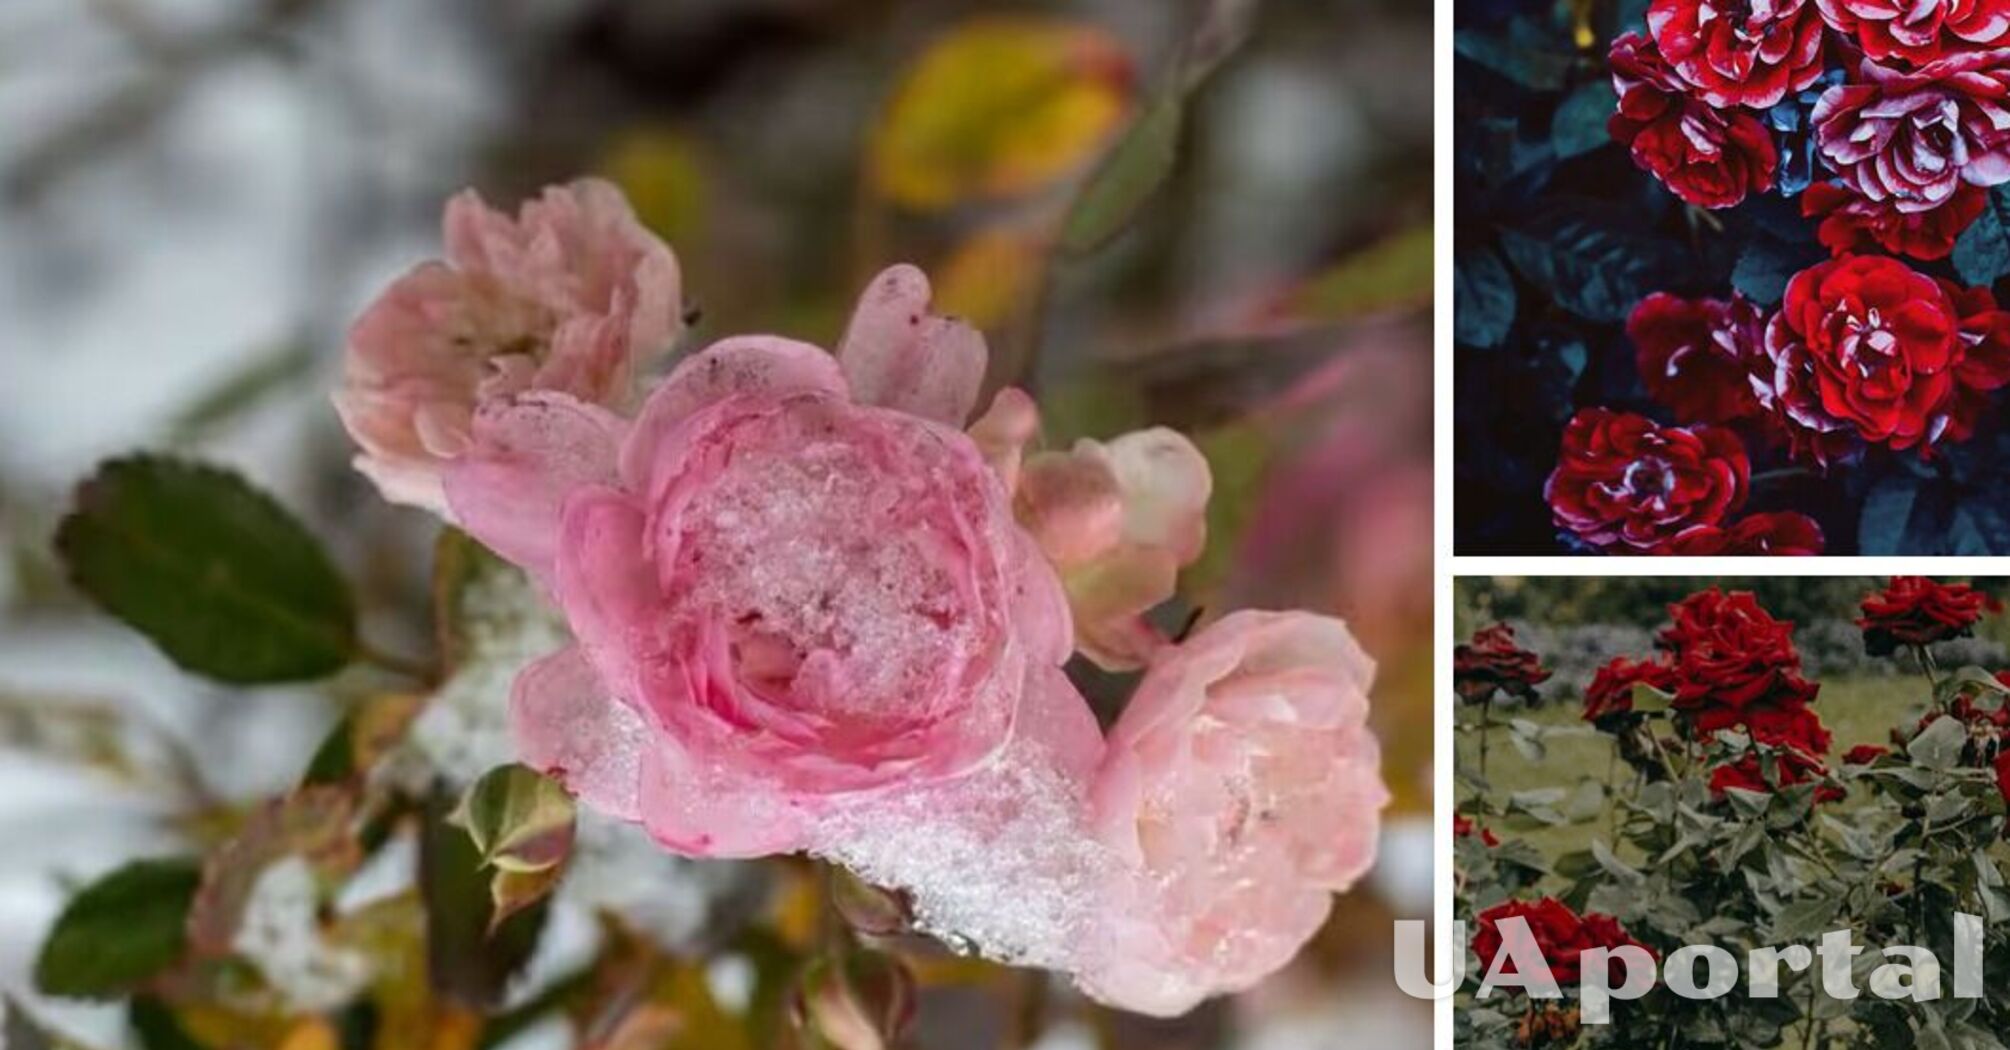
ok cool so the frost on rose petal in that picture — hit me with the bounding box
[234,857,374,1013]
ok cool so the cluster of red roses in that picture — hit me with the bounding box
[1857,573,2003,654]
[1579,589,1843,802]
[1551,2,2010,555]
[1452,622,1553,705]
[1546,248,2010,554]
[1610,0,2010,231]
[1470,897,1653,987]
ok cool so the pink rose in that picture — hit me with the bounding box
[336,178,683,514]
[1007,429,1213,671]
[1081,611,1389,1016]
[446,265,1099,857]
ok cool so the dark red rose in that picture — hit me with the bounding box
[1648,0,1829,108]
[1935,279,2010,442]
[1802,180,1989,261]
[1455,814,1501,848]
[1709,705,1839,801]
[1995,751,2010,805]
[1471,899,1651,987]
[1817,0,2010,67]
[1708,749,1841,801]
[1545,409,1750,554]
[1609,33,1780,209]
[1859,576,2001,653]
[1582,656,1679,723]
[1657,588,1816,716]
[1664,512,1827,555]
[1455,623,1552,704]
[1629,292,1769,423]
[1763,255,1962,451]
[1813,51,2010,213]
[1843,743,1891,765]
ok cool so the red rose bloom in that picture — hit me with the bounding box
[1664,512,1827,555]
[1658,588,1819,718]
[1455,814,1501,848]
[1708,749,1841,801]
[1935,279,2010,442]
[1763,255,1962,450]
[1843,743,1891,764]
[1609,33,1779,209]
[1801,180,1989,261]
[1858,576,2001,653]
[1454,623,1553,704]
[1648,0,1829,108]
[1812,51,2010,213]
[1710,704,1839,801]
[1817,0,2010,67]
[1994,751,2010,805]
[1471,899,1651,987]
[1583,655,1679,723]
[1545,409,1750,554]
[1628,292,1769,423]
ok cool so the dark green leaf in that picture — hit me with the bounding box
[1498,210,1687,323]
[131,998,206,1050]
[1453,28,1574,91]
[1455,243,1516,348]
[1551,80,1616,159]
[1731,235,1825,306]
[1860,475,1922,555]
[1952,187,2010,288]
[421,784,548,1009]
[1910,715,1967,772]
[1771,897,1840,942]
[56,456,356,683]
[34,857,201,999]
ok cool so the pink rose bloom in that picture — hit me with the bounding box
[1812,50,2010,213]
[446,265,1100,857]
[1002,428,1213,671]
[337,178,683,514]
[1081,611,1389,1016]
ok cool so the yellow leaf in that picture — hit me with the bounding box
[278,1020,341,1050]
[935,226,1043,331]
[600,128,709,248]
[871,18,1133,210]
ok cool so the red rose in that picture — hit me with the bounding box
[1817,0,2010,67]
[1609,33,1779,209]
[1582,655,1679,723]
[1545,409,1750,554]
[1763,255,1961,450]
[1628,292,1769,423]
[1858,576,2001,653]
[1658,589,1816,716]
[1843,743,1891,764]
[1664,512,1827,555]
[1471,899,1651,987]
[1454,623,1553,704]
[1801,181,1989,261]
[1994,751,2010,805]
[1813,51,2010,213]
[1936,279,2010,441]
[1708,749,1840,801]
[1648,0,1829,107]
[1455,814,1501,848]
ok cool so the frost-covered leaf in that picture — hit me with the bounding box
[460,763,575,875]
[56,456,355,683]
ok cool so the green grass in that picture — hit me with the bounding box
[1455,676,1931,870]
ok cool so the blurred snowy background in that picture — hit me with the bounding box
[0,0,1433,1046]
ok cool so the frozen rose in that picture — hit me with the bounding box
[446,265,1099,857]
[336,179,683,514]
[1080,611,1388,1016]
[1817,0,2010,67]
[1812,51,2010,213]
[1544,409,1750,554]
[1648,0,1828,108]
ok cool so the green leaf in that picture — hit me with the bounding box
[1952,187,2010,288]
[34,857,201,998]
[56,456,356,683]
[1860,475,1922,555]
[1059,94,1182,256]
[1453,27,1574,91]
[1770,897,1840,941]
[1498,210,1688,323]
[421,784,549,1009]
[130,998,206,1050]
[1910,715,1968,772]
[1552,80,1617,159]
[1731,235,1826,307]
[460,764,576,874]
[1629,681,1675,714]
[1454,243,1516,348]
[1291,224,1433,322]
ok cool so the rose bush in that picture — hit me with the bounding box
[1457,579,2010,1049]
[1456,0,2010,554]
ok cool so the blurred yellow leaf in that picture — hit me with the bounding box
[935,226,1042,331]
[600,129,709,249]
[277,1020,340,1050]
[871,18,1133,210]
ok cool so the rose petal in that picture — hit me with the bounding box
[634,738,816,858]
[1102,428,1212,562]
[1016,451,1124,569]
[967,386,1041,493]
[511,645,646,821]
[620,335,847,492]
[442,391,628,583]
[837,264,987,426]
